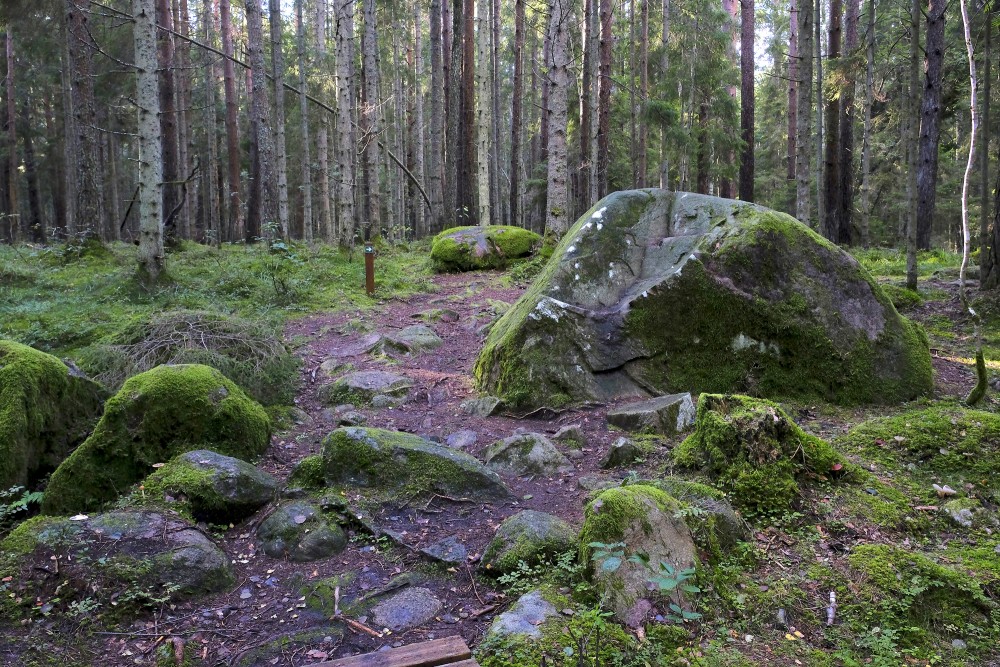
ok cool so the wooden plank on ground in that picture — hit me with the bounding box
[313,636,475,667]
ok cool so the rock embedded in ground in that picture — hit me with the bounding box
[431,225,542,272]
[487,589,560,639]
[607,393,696,435]
[0,339,107,489]
[445,429,478,449]
[420,535,468,564]
[323,370,414,406]
[600,437,647,469]
[552,424,587,448]
[481,510,577,574]
[382,325,444,354]
[256,501,347,562]
[460,396,501,417]
[42,364,271,515]
[485,433,574,477]
[321,427,513,502]
[579,484,698,627]
[370,587,443,631]
[136,449,278,523]
[415,308,460,323]
[475,189,933,413]
[2,510,232,605]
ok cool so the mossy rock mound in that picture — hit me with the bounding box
[0,340,107,488]
[256,501,347,562]
[42,364,272,515]
[481,510,577,575]
[674,394,844,517]
[320,427,513,503]
[0,511,232,617]
[474,190,932,413]
[431,225,542,272]
[131,449,279,523]
[838,404,1000,502]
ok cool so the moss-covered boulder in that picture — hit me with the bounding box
[132,449,279,523]
[42,364,271,515]
[579,485,697,626]
[674,394,844,516]
[321,370,414,406]
[321,427,513,503]
[481,510,577,575]
[0,511,232,617]
[256,501,347,562]
[474,190,932,412]
[484,432,574,477]
[837,404,1000,503]
[0,340,106,488]
[431,225,542,272]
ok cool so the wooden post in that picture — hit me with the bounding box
[363,221,375,295]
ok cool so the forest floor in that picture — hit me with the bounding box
[2,244,999,667]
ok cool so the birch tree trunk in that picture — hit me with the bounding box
[334,0,356,244]
[296,0,313,242]
[544,0,570,239]
[134,0,165,282]
[245,0,278,241]
[269,0,290,239]
[475,0,491,225]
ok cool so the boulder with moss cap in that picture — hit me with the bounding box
[0,340,107,488]
[474,189,932,413]
[431,225,542,272]
[42,364,271,515]
[481,510,577,575]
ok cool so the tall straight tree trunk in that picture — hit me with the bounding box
[245,0,278,241]
[739,0,754,201]
[915,0,946,250]
[156,0,180,241]
[658,0,669,189]
[5,29,18,242]
[544,0,570,239]
[628,1,638,186]
[134,0,165,282]
[596,0,612,198]
[295,0,313,242]
[269,0,290,238]
[822,0,842,241]
[788,0,798,186]
[580,0,594,210]
[44,97,67,236]
[174,0,192,239]
[838,0,859,243]
[445,0,463,226]
[860,0,874,246]
[980,11,991,279]
[796,0,812,224]
[721,0,739,198]
[815,0,824,226]
[390,20,406,239]
[429,0,445,233]
[637,0,649,187]
[220,0,242,241]
[413,1,427,237]
[21,96,43,243]
[317,0,333,242]
[334,0,356,244]
[696,100,709,193]
[509,0,524,227]
[490,0,502,224]
[360,0,382,237]
[67,0,103,238]
[461,0,476,223]
[906,0,920,289]
[475,0,491,225]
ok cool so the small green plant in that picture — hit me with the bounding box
[0,486,44,533]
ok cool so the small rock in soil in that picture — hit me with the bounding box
[370,587,443,631]
[445,429,478,449]
[487,589,559,639]
[600,437,645,469]
[420,535,468,564]
[553,424,587,448]
[256,501,347,562]
[485,432,574,477]
[606,393,696,435]
[382,325,444,354]
[460,396,502,417]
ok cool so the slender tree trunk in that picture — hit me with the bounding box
[445,0,463,226]
[860,0,874,246]
[906,0,920,289]
[838,0,859,243]
[429,0,445,233]
[174,0,192,239]
[220,0,242,241]
[413,1,428,237]
[815,0,824,226]
[67,0,103,238]
[980,12,991,280]
[915,0,946,250]
[134,0,165,282]
[638,0,649,187]
[738,0,754,201]
[628,0,638,186]
[21,96,43,244]
[390,19,406,239]
[580,0,594,209]
[509,0,524,226]
[658,0,669,189]
[545,0,570,239]
[822,0,842,241]
[316,0,334,242]
[490,0,502,224]
[295,0,313,242]
[156,0,180,241]
[269,0,290,238]
[5,29,18,243]
[360,0,382,237]
[696,100,709,194]
[334,0,355,244]
[788,0,798,187]
[475,0,491,225]
[202,0,220,244]
[795,0,812,223]
[461,0,476,223]
[245,0,278,241]
[44,97,67,236]
[597,0,612,198]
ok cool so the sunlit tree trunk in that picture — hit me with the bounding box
[269,0,290,238]
[475,0,491,225]
[245,0,278,241]
[134,0,165,282]
[544,0,570,239]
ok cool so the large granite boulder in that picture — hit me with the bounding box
[0,340,106,488]
[42,364,271,515]
[474,190,932,412]
[431,225,542,272]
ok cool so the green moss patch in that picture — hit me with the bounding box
[431,225,542,272]
[0,340,106,488]
[42,364,271,515]
[674,394,845,517]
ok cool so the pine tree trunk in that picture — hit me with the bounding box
[390,20,406,239]
[580,0,594,210]
[788,0,798,186]
[860,0,874,246]
[429,0,445,233]
[696,100,709,194]
[739,0,754,201]
[658,0,669,190]
[134,0,165,282]
[509,0,524,227]
[156,0,180,241]
[597,0,612,198]
[475,0,491,225]
[461,0,476,224]
[334,0,355,244]
[814,0,824,226]
[822,0,841,241]
[296,0,313,242]
[5,29,18,243]
[838,0,859,244]
[44,97,67,236]
[245,0,278,241]
[413,1,427,237]
[316,0,333,243]
[490,0,503,223]
[174,0,192,239]
[202,0,220,245]
[360,0,382,237]
[544,0,570,239]
[796,0,812,224]
[906,0,920,289]
[269,0,290,238]
[980,13,991,281]
[21,95,43,243]
[638,0,649,188]
[915,0,946,250]
[67,0,103,238]
[220,0,242,241]
[445,0,462,227]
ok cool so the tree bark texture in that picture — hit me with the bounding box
[915,0,945,250]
